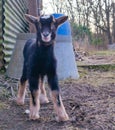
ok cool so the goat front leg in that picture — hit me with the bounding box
[29,77,40,120]
[39,77,49,104]
[48,75,69,121]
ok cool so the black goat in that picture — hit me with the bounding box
[16,14,69,121]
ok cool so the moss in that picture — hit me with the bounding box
[0,102,8,110]
[0,87,11,100]
[0,68,6,74]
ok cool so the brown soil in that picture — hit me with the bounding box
[0,66,115,130]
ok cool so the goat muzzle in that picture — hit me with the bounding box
[41,33,51,43]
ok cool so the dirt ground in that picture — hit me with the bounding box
[0,64,115,130]
[0,50,115,130]
[75,50,115,66]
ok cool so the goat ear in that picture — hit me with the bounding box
[25,14,39,24]
[55,16,68,26]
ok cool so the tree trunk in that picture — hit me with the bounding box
[112,2,115,42]
[106,7,112,44]
[105,0,112,44]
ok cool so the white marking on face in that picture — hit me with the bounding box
[41,15,50,19]
[41,33,51,42]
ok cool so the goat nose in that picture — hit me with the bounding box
[43,32,49,37]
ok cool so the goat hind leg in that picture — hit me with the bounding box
[16,62,27,105]
[16,77,27,105]
[39,78,49,104]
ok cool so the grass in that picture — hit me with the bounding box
[77,66,115,87]
[0,101,9,110]
[79,64,115,71]
[89,50,115,56]
[77,50,115,66]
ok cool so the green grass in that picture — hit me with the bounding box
[78,64,115,71]
[0,101,9,110]
[89,50,115,56]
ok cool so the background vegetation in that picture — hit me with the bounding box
[48,0,115,49]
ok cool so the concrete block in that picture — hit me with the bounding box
[6,33,79,80]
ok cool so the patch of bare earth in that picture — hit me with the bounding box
[75,50,115,66]
[0,67,115,130]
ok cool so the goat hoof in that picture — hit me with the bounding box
[56,114,69,122]
[40,98,49,104]
[29,114,40,120]
[40,95,49,104]
[16,98,24,105]
[29,106,40,120]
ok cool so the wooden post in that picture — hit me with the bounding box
[27,0,41,33]
[37,0,42,16]
[27,0,37,33]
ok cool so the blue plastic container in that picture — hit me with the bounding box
[52,13,71,36]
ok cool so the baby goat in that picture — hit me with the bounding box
[16,14,69,121]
